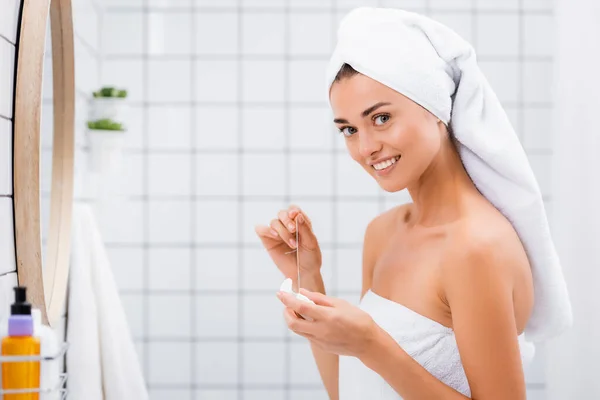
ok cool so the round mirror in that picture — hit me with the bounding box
[13,0,75,327]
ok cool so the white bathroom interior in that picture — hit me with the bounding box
[0,0,599,399]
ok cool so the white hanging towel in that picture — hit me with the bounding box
[67,203,148,399]
[325,7,573,342]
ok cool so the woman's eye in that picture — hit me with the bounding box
[374,114,390,125]
[341,126,357,137]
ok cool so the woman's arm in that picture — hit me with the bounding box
[358,236,527,400]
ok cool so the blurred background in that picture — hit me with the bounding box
[31,0,598,399]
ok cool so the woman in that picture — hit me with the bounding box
[255,7,571,400]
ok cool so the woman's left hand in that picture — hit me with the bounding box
[276,288,380,358]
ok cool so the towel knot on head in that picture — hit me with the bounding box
[326,7,573,342]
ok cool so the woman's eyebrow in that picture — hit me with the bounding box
[333,102,392,124]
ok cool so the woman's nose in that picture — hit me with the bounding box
[358,131,382,158]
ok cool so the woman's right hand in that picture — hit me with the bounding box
[254,205,322,281]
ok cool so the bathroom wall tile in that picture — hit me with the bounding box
[523,61,553,103]
[194,12,240,55]
[195,390,238,400]
[196,342,238,384]
[243,154,286,196]
[0,119,12,195]
[479,61,519,104]
[196,294,238,338]
[150,389,192,400]
[241,200,286,245]
[242,342,285,385]
[336,248,363,292]
[196,200,238,243]
[475,0,519,9]
[102,60,144,102]
[196,154,239,196]
[0,0,21,44]
[149,200,192,244]
[379,0,424,11]
[242,294,286,338]
[289,60,329,103]
[102,12,143,55]
[241,13,285,55]
[149,249,191,291]
[148,0,193,7]
[290,341,322,385]
[103,0,143,7]
[336,154,381,197]
[241,108,285,150]
[527,153,552,198]
[148,342,192,385]
[0,40,15,118]
[245,390,286,400]
[0,199,16,276]
[195,61,238,103]
[195,106,239,149]
[0,273,18,322]
[291,0,332,7]
[290,13,332,56]
[290,154,334,197]
[383,187,412,203]
[289,107,335,151]
[149,294,192,338]
[96,200,144,244]
[337,0,377,11]
[242,248,286,291]
[73,0,99,51]
[74,39,99,95]
[148,60,192,102]
[242,61,285,103]
[147,12,191,55]
[524,14,554,57]
[476,14,519,57]
[148,106,191,150]
[148,154,192,196]
[115,153,144,197]
[504,106,520,137]
[124,105,144,150]
[196,248,239,291]
[429,0,472,10]
[336,201,380,244]
[106,247,144,291]
[523,0,552,10]
[429,12,473,44]
[120,294,144,339]
[194,12,238,55]
[525,389,546,400]
[523,108,552,151]
[290,390,330,400]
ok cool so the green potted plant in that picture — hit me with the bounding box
[87,86,128,173]
[89,86,128,122]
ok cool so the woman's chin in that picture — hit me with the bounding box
[376,179,407,193]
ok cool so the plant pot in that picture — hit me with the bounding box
[87,129,125,174]
[89,97,128,122]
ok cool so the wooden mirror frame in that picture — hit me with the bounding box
[13,0,75,326]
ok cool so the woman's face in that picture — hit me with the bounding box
[329,73,444,193]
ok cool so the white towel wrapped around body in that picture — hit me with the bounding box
[325,7,572,342]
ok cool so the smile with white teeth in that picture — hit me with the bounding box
[373,156,400,171]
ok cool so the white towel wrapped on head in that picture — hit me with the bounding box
[325,7,572,342]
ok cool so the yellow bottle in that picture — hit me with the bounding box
[1,287,40,400]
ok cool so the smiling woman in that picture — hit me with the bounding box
[256,6,572,400]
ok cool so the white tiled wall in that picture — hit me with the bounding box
[0,0,20,327]
[98,0,553,399]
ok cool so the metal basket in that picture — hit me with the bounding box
[0,342,68,399]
